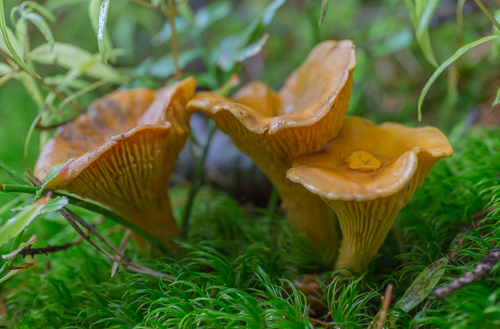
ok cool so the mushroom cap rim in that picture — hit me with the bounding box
[286,146,451,202]
[188,40,356,135]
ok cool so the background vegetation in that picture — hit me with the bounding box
[0,0,499,328]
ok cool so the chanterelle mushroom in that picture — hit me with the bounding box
[188,40,356,263]
[35,77,196,246]
[287,116,453,275]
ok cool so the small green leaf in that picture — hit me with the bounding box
[28,43,126,83]
[40,197,68,215]
[0,0,40,78]
[97,0,110,64]
[319,0,329,26]
[15,196,68,215]
[396,258,448,312]
[418,35,500,120]
[0,159,27,185]
[493,87,500,107]
[25,13,54,50]
[43,160,72,187]
[0,194,50,248]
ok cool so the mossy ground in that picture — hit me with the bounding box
[0,123,499,328]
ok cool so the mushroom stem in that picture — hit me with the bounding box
[326,161,434,275]
[187,40,357,264]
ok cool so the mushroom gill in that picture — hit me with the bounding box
[35,77,196,246]
[188,40,356,264]
[287,116,453,275]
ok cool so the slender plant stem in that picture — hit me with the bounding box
[181,120,217,239]
[167,0,181,81]
[130,0,169,15]
[474,0,500,31]
[0,184,168,253]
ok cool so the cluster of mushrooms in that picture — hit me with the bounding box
[35,40,453,275]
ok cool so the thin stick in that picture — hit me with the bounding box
[111,229,131,277]
[308,317,327,326]
[376,284,393,329]
[433,248,500,300]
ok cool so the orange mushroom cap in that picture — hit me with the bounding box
[287,116,453,274]
[187,40,356,264]
[35,77,196,246]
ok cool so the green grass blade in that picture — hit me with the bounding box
[97,0,110,64]
[418,35,500,120]
[319,0,328,26]
[0,0,40,78]
[416,0,440,68]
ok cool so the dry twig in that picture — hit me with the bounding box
[433,248,500,300]
[376,284,393,329]
[111,229,131,277]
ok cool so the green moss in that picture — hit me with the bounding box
[0,125,498,328]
